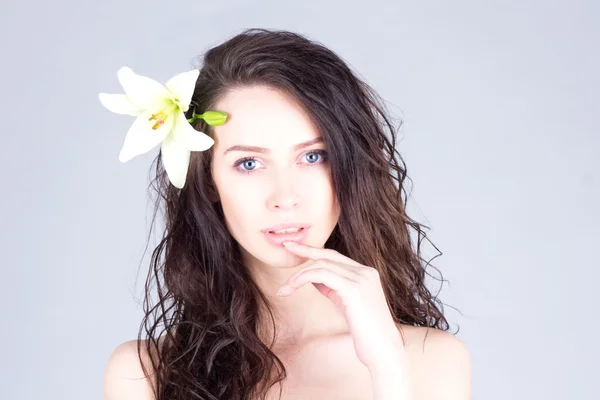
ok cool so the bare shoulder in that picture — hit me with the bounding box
[398,324,470,355]
[103,339,159,400]
[398,325,472,399]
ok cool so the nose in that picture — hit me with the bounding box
[267,175,299,211]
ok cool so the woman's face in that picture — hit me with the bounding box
[210,85,340,270]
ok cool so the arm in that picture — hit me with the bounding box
[103,340,156,400]
[369,356,415,400]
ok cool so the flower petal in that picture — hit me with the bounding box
[119,109,174,163]
[117,66,172,110]
[99,93,145,116]
[161,134,191,189]
[165,69,199,112]
[172,111,215,151]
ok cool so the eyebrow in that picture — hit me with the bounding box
[223,137,324,155]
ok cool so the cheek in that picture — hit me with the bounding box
[309,168,336,201]
[216,179,264,229]
[219,186,254,211]
[299,171,339,227]
[318,171,339,222]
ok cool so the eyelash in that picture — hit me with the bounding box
[233,150,329,175]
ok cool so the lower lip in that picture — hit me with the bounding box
[263,227,310,247]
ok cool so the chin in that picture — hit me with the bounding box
[239,240,309,271]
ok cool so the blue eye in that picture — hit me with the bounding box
[233,150,328,175]
[236,157,260,173]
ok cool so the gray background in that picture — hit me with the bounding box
[1,0,597,399]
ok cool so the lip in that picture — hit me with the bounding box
[262,223,311,233]
[262,224,311,247]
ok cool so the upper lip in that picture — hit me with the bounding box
[262,223,311,233]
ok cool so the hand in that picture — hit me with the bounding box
[278,241,407,371]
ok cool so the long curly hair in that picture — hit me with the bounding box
[135,28,451,400]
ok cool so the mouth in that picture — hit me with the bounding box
[263,227,310,247]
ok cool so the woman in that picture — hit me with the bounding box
[101,28,471,399]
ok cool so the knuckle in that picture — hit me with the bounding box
[368,267,380,278]
[322,248,338,256]
[360,267,380,281]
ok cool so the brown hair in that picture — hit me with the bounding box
[136,28,451,400]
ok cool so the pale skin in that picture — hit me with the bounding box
[103,85,472,399]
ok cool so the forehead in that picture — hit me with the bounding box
[211,85,320,150]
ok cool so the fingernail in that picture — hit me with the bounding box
[283,241,299,247]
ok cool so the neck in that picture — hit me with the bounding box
[247,255,348,347]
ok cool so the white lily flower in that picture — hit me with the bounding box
[99,66,216,189]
